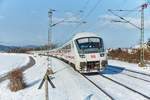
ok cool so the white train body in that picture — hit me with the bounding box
[50,32,108,73]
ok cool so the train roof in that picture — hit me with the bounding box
[73,32,100,40]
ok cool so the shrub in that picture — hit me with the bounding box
[8,69,26,92]
[108,47,150,64]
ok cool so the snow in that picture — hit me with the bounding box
[50,58,111,100]
[132,44,147,49]
[101,69,150,98]
[107,65,150,81]
[0,53,29,77]
[108,60,150,74]
[0,53,150,100]
[87,75,147,100]
[0,55,111,100]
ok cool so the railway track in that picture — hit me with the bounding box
[108,65,150,77]
[98,74,150,100]
[78,72,115,100]
[52,57,150,100]
[79,71,150,100]
[106,68,150,83]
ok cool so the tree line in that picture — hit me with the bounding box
[6,44,57,53]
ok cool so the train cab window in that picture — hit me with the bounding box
[75,37,104,54]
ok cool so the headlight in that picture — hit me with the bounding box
[79,54,85,58]
[80,62,86,67]
[100,53,105,57]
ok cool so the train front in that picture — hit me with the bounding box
[74,33,107,73]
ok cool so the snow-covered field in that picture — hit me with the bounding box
[0,53,150,100]
[0,53,29,77]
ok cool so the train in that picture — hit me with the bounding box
[48,32,108,73]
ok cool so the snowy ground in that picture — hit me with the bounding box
[0,54,150,100]
[0,53,29,78]
[0,55,111,100]
[108,60,150,74]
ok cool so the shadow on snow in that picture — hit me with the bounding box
[84,65,125,76]
[26,79,41,88]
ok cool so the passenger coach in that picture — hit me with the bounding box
[50,32,108,73]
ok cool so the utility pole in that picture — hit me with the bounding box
[108,3,148,67]
[45,72,48,100]
[48,8,55,67]
[48,9,55,48]
[140,3,147,66]
[39,9,85,100]
[46,9,52,100]
[45,8,55,100]
[38,70,55,100]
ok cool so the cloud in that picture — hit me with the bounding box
[0,16,4,20]
[52,11,83,25]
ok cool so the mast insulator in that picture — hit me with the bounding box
[141,3,148,8]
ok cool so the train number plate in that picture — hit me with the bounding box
[91,55,96,58]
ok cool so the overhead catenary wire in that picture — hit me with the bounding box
[68,0,103,35]
[108,3,148,66]
[60,0,103,45]
[82,0,91,10]
[108,9,141,30]
[60,0,92,44]
[84,0,102,18]
[84,0,129,32]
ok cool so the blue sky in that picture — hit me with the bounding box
[0,0,150,48]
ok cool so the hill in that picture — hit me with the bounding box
[0,45,18,51]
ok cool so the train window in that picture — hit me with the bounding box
[67,44,71,52]
[75,37,104,53]
[76,37,102,49]
[89,38,100,42]
[78,38,88,43]
[62,44,71,53]
[68,44,71,49]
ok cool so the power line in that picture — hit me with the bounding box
[82,0,91,10]
[108,3,148,67]
[84,0,102,18]
[69,0,103,34]
[108,9,141,30]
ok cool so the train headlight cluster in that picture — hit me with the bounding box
[79,54,85,58]
[80,62,86,67]
[100,53,105,57]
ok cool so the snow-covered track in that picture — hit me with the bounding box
[108,65,150,77]
[78,72,115,100]
[106,68,150,83]
[99,74,150,100]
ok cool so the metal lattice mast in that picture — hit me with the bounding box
[140,4,147,66]
[108,3,148,67]
[45,9,55,100]
[48,9,53,48]
[48,9,55,66]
